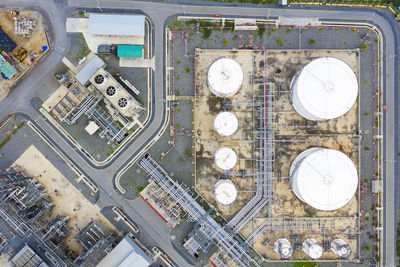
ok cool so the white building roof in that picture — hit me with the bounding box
[88,14,145,36]
[75,55,105,85]
[290,148,358,211]
[97,236,151,267]
[207,58,243,98]
[291,57,358,120]
[213,112,239,137]
[85,121,99,135]
[214,179,238,205]
[214,147,238,171]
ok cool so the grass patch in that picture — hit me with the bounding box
[184,150,192,157]
[293,262,318,267]
[116,120,124,128]
[0,135,11,150]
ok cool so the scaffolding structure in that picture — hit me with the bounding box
[139,154,261,267]
[0,168,70,266]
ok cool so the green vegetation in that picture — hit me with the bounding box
[75,33,91,61]
[201,28,212,39]
[278,39,284,46]
[365,216,371,222]
[364,245,371,252]
[309,38,316,45]
[364,112,370,116]
[257,26,266,37]
[179,156,184,162]
[186,100,191,104]
[222,39,228,46]
[116,120,124,128]
[136,185,146,194]
[176,60,180,64]
[78,10,85,17]
[185,68,191,73]
[361,44,368,51]
[364,147,370,151]
[293,262,318,267]
[0,135,11,150]
[175,123,180,128]
[173,20,181,26]
[176,108,181,112]
[184,150,192,157]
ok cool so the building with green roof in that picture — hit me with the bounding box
[0,55,17,79]
[117,45,143,58]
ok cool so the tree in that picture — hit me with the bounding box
[309,38,316,45]
[278,39,284,46]
[361,44,368,51]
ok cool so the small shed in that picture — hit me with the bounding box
[117,45,143,58]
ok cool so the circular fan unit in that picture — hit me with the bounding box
[94,74,104,84]
[106,86,116,96]
[118,97,128,108]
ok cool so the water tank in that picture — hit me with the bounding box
[274,238,293,259]
[291,57,358,121]
[302,238,323,259]
[290,148,358,211]
[213,112,239,137]
[207,58,243,98]
[214,147,237,171]
[331,239,351,259]
[214,179,238,205]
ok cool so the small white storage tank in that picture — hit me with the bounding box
[214,179,238,205]
[274,238,293,259]
[331,239,351,259]
[291,57,358,121]
[290,148,358,211]
[213,112,239,137]
[207,58,244,98]
[302,238,323,260]
[214,147,238,171]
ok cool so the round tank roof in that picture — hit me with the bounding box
[207,58,244,98]
[291,57,358,121]
[290,148,358,211]
[213,112,239,137]
[214,179,238,205]
[214,147,238,171]
[303,239,323,259]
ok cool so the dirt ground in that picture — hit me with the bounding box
[0,10,48,101]
[12,145,117,254]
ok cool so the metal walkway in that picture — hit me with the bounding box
[139,154,261,267]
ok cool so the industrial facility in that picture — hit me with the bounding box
[43,53,144,144]
[0,167,154,267]
[192,48,361,263]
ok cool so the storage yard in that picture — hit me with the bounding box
[194,48,361,261]
[0,10,48,101]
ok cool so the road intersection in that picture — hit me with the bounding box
[0,0,398,266]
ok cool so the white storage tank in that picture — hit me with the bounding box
[207,58,244,98]
[214,179,238,205]
[213,112,239,137]
[302,238,323,260]
[291,57,358,121]
[274,238,293,259]
[214,147,238,171]
[331,239,351,259]
[290,147,358,211]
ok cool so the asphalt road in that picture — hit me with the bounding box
[0,0,398,266]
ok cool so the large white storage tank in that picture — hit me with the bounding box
[291,57,358,121]
[214,147,238,171]
[214,179,238,205]
[302,238,323,259]
[213,112,239,137]
[289,148,358,211]
[207,58,244,98]
[274,238,293,259]
[331,239,351,259]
